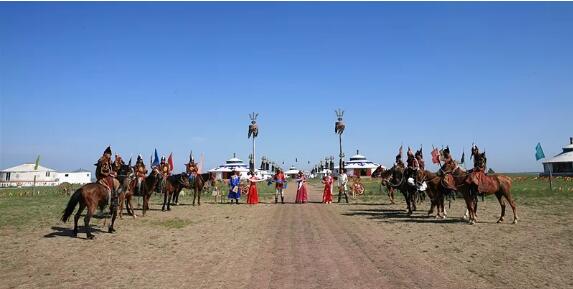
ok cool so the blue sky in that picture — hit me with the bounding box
[1,2,572,173]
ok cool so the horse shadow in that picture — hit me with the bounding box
[342,208,466,224]
[43,226,107,239]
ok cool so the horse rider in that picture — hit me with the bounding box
[158,156,171,191]
[186,155,199,185]
[415,147,425,171]
[132,155,148,194]
[395,148,405,169]
[112,154,125,174]
[439,146,456,174]
[471,145,487,172]
[95,146,118,232]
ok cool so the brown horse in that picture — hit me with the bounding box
[440,163,479,224]
[61,179,121,239]
[124,169,162,216]
[466,171,518,224]
[162,173,191,211]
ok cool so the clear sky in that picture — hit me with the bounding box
[1,2,572,173]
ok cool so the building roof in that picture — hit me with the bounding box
[71,169,91,173]
[284,166,300,175]
[543,139,573,164]
[543,151,573,163]
[1,163,56,173]
[335,150,381,170]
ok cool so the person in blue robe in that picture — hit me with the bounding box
[228,170,241,204]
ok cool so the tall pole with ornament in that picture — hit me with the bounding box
[248,112,259,173]
[335,109,349,203]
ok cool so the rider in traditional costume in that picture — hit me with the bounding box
[395,146,405,168]
[186,154,199,186]
[415,147,425,171]
[95,146,118,232]
[295,171,308,204]
[440,146,456,174]
[273,169,286,204]
[471,145,487,172]
[132,155,148,194]
[112,154,125,174]
[337,170,349,203]
[246,171,264,205]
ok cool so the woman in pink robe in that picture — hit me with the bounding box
[295,171,308,204]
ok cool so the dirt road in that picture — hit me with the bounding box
[1,182,571,289]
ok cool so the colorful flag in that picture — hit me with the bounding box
[535,143,545,161]
[152,149,160,167]
[431,148,440,164]
[34,155,40,170]
[168,153,174,172]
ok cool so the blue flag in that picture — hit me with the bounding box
[152,149,160,167]
[535,143,545,161]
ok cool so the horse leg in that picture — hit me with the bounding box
[85,205,96,239]
[162,190,167,211]
[505,193,518,224]
[73,203,86,237]
[192,189,197,206]
[109,204,117,233]
[167,191,172,211]
[197,188,201,206]
[127,195,137,218]
[495,192,506,223]
[118,192,125,220]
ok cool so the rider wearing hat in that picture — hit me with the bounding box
[132,154,148,194]
[112,154,125,174]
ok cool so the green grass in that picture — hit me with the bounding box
[144,217,194,229]
[1,175,571,229]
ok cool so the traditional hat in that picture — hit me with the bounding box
[103,146,112,156]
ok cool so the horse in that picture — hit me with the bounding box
[439,162,478,224]
[386,165,417,214]
[116,164,136,219]
[466,171,518,224]
[415,170,447,218]
[172,172,213,206]
[378,168,396,204]
[127,169,161,216]
[161,173,191,211]
[61,179,121,239]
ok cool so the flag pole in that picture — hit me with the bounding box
[549,164,553,191]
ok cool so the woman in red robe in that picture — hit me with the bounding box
[322,172,333,204]
[246,171,263,205]
[295,171,308,204]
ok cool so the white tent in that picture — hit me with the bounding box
[0,163,58,187]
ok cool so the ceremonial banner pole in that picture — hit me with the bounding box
[335,109,348,203]
[248,112,259,173]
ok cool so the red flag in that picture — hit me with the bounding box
[431,148,440,164]
[168,153,174,172]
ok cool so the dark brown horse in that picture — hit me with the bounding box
[466,171,518,224]
[386,165,417,214]
[377,167,396,204]
[415,170,447,218]
[61,179,121,239]
[162,173,191,211]
[126,169,162,216]
[177,172,213,206]
[116,164,136,219]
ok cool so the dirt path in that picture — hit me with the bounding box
[1,181,571,289]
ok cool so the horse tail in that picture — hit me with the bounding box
[61,188,82,222]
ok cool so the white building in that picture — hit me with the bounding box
[542,137,573,176]
[209,155,250,180]
[56,169,92,185]
[335,150,382,177]
[0,163,58,187]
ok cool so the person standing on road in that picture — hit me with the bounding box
[273,169,286,204]
[228,170,241,204]
[337,171,349,203]
[295,171,308,204]
[246,171,264,205]
[322,171,333,204]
